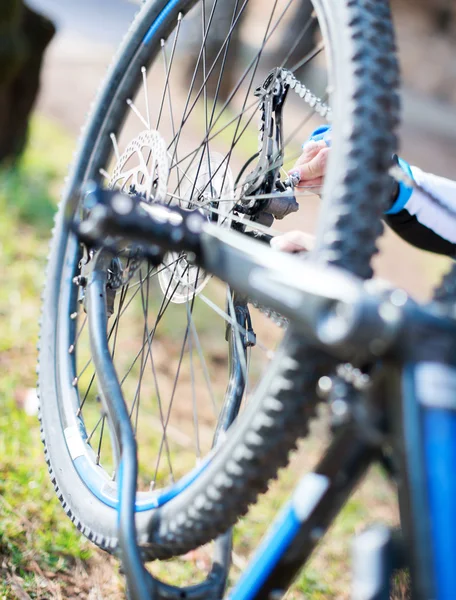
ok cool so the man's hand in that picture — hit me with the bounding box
[288,139,329,190]
[288,124,332,190]
[271,126,331,253]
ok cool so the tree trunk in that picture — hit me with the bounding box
[0,1,55,164]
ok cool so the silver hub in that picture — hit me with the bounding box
[158,152,234,303]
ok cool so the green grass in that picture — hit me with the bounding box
[0,117,123,599]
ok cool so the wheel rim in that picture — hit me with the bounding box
[39,0,400,587]
[56,0,330,512]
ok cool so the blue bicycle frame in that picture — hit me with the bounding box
[78,187,456,600]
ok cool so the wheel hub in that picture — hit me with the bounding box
[158,152,234,303]
[110,134,234,303]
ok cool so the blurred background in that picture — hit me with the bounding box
[0,0,455,597]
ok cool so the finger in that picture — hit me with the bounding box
[296,147,329,181]
[293,140,326,167]
[270,230,311,253]
[296,176,324,189]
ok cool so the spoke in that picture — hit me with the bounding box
[156,13,182,130]
[110,133,121,162]
[167,0,225,169]
[200,0,215,212]
[117,259,180,317]
[119,259,189,387]
[151,267,274,357]
[280,15,317,69]
[174,99,259,216]
[129,290,148,436]
[152,298,193,484]
[201,0,208,136]
[126,98,149,129]
[186,300,218,418]
[111,276,131,360]
[141,66,151,129]
[167,0,250,163]
[76,372,96,417]
[86,413,104,445]
[206,0,242,132]
[136,265,174,478]
[217,0,280,203]
[167,150,206,202]
[73,357,91,385]
[141,268,175,487]
[186,289,201,462]
[168,97,261,173]
[161,44,178,139]
[290,40,324,74]
[95,416,106,465]
[69,314,87,354]
[161,42,180,196]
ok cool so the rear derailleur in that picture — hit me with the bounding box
[235,68,299,229]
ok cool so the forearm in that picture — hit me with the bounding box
[385,163,456,257]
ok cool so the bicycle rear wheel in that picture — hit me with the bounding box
[38,0,399,561]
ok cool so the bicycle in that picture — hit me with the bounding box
[38,0,456,597]
[73,179,456,600]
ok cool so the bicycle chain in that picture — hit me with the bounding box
[249,299,289,329]
[257,69,332,156]
[335,363,370,390]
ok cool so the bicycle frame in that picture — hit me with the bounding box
[79,189,456,600]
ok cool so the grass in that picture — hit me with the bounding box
[0,114,413,599]
[0,117,124,599]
